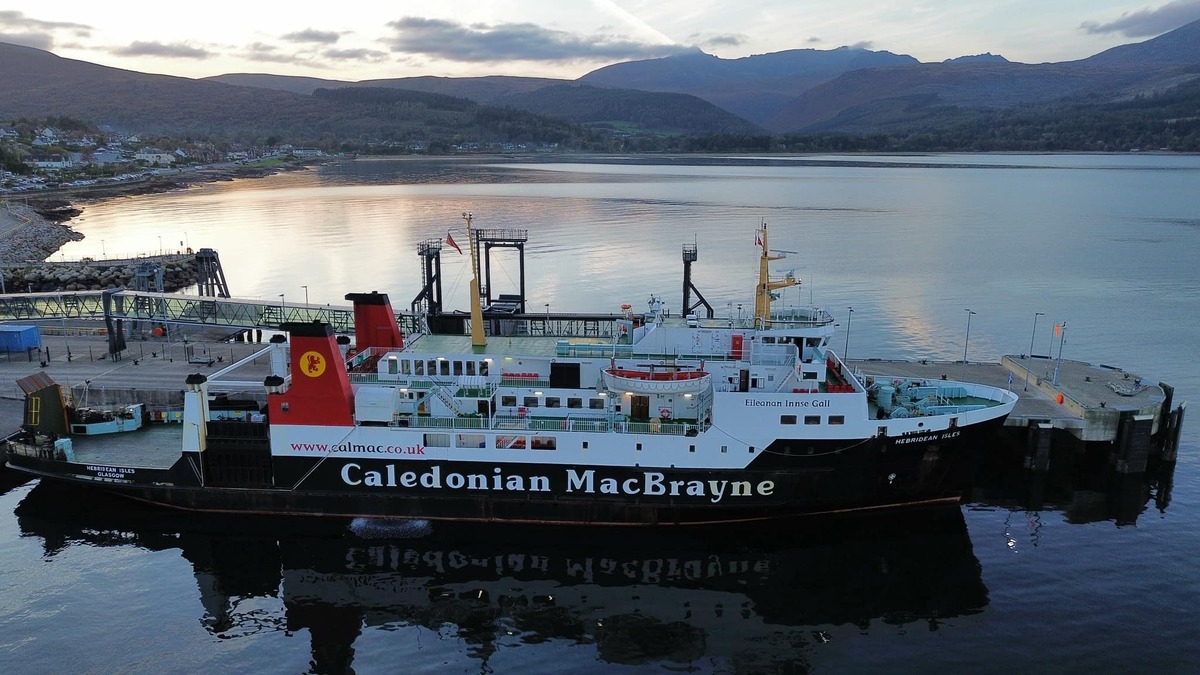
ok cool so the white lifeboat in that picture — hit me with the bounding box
[603,366,711,394]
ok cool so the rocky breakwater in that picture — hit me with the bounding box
[2,257,198,293]
[1,200,197,293]
[0,201,84,263]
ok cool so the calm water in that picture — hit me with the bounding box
[5,154,1200,672]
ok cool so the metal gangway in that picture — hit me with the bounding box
[0,289,357,332]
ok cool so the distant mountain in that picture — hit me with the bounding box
[5,18,1200,148]
[0,42,326,136]
[1082,17,1200,66]
[578,47,919,125]
[768,19,1200,133]
[0,42,595,146]
[205,73,352,95]
[207,73,566,103]
[943,53,1009,64]
[495,84,764,135]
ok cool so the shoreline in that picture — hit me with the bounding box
[0,159,326,266]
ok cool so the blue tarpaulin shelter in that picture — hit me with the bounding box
[0,325,42,351]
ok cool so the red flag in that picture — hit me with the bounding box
[446,232,463,255]
[1054,323,1061,337]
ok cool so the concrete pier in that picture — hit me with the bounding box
[848,354,1170,443]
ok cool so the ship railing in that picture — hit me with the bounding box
[499,375,551,387]
[346,346,394,370]
[495,415,607,431]
[398,415,489,430]
[618,420,696,436]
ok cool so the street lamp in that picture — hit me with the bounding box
[844,307,853,360]
[279,293,285,322]
[157,235,162,255]
[961,309,976,381]
[302,285,309,305]
[1052,321,1067,386]
[1024,311,1044,391]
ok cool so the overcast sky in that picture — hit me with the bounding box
[3,1,1200,81]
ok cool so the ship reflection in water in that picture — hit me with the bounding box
[16,485,985,671]
[10,446,1180,672]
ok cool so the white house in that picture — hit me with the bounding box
[134,150,175,166]
[29,154,72,169]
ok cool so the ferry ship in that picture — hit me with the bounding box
[4,219,1018,525]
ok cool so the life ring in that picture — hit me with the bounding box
[659,407,672,419]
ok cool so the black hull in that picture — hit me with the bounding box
[6,417,1007,526]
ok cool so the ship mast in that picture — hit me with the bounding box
[464,212,487,347]
[753,221,798,327]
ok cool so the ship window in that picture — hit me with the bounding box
[531,436,556,450]
[589,398,605,410]
[721,445,728,453]
[523,396,540,407]
[545,397,561,408]
[804,415,820,425]
[763,337,776,343]
[567,397,583,409]
[497,435,525,449]
[439,360,450,376]
[466,361,476,376]
[582,441,589,449]
[414,360,424,375]
[689,445,696,453]
[781,415,797,425]
[453,361,463,376]
[424,433,451,447]
[401,360,411,375]
[480,361,489,376]
[749,446,755,453]
[830,415,845,425]
[501,395,517,407]
[456,433,486,448]
[950,417,959,428]
[427,360,437,376]
[802,371,817,380]
[636,442,642,451]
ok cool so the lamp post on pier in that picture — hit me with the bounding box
[961,309,976,382]
[279,293,285,324]
[1052,322,1067,386]
[1024,311,1044,391]
[844,307,853,360]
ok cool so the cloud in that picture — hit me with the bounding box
[690,33,747,49]
[383,16,689,63]
[0,31,54,50]
[244,42,305,64]
[0,10,91,35]
[847,41,875,50]
[112,41,212,59]
[0,10,90,50]
[324,47,389,62]
[1080,0,1200,37]
[282,29,342,44]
